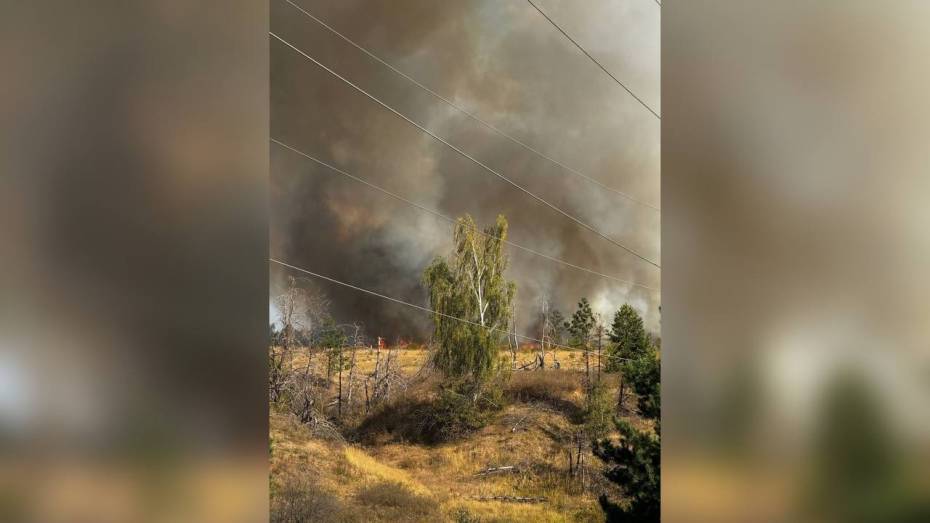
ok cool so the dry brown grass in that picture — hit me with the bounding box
[355,481,441,521]
[271,472,345,523]
[505,370,581,403]
[270,347,646,522]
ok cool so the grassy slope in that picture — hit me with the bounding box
[271,348,639,522]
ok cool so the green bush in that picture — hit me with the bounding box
[421,383,497,443]
[271,474,344,523]
[451,506,482,523]
[621,348,660,420]
[583,380,613,440]
[594,419,660,522]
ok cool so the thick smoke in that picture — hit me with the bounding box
[270,0,660,340]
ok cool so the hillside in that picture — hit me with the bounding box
[270,347,650,522]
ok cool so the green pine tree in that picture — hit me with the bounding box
[594,419,660,522]
[567,298,596,347]
[595,346,661,522]
[549,309,567,345]
[622,347,660,420]
[606,304,649,372]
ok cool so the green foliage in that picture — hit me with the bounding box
[319,318,347,349]
[423,214,515,383]
[597,314,660,522]
[621,347,660,420]
[451,506,482,523]
[319,319,350,376]
[594,419,660,522]
[583,380,613,440]
[549,309,567,345]
[420,379,503,443]
[804,369,930,523]
[606,304,649,372]
[567,298,596,347]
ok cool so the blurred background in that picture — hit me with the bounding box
[3,1,929,521]
[664,1,930,521]
[0,1,268,521]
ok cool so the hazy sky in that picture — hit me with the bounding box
[270,0,660,338]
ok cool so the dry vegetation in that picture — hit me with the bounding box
[271,346,645,522]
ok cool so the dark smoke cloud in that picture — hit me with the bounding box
[270,0,660,339]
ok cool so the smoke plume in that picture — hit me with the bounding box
[270,0,660,339]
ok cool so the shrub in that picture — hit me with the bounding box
[594,419,660,522]
[420,381,500,443]
[583,380,613,440]
[352,397,433,444]
[271,474,343,523]
[621,348,660,420]
[451,506,482,523]
[354,376,504,444]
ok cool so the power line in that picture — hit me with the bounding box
[279,0,659,211]
[270,257,636,358]
[270,31,660,269]
[525,0,661,120]
[272,137,657,291]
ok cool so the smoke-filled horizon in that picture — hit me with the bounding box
[270,0,660,340]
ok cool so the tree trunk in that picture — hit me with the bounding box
[618,378,626,412]
[346,345,357,409]
[337,349,343,418]
[584,346,590,392]
[364,380,370,413]
[327,349,333,382]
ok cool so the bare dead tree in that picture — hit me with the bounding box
[584,346,591,393]
[345,323,364,412]
[365,338,406,409]
[508,302,518,370]
[566,431,588,490]
[337,345,343,418]
[270,277,329,405]
[538,297,552,370]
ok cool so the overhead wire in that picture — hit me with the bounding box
[271,257,635,359]
[272,138,657,291]
[279,0,659,211]
[525,0,661,119]
[270,31,660,269]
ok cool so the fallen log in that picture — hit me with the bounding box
[473,466,516,477]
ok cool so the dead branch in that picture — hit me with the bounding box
[474,466,517,477]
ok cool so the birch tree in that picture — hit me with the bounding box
[423,214,515,383]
